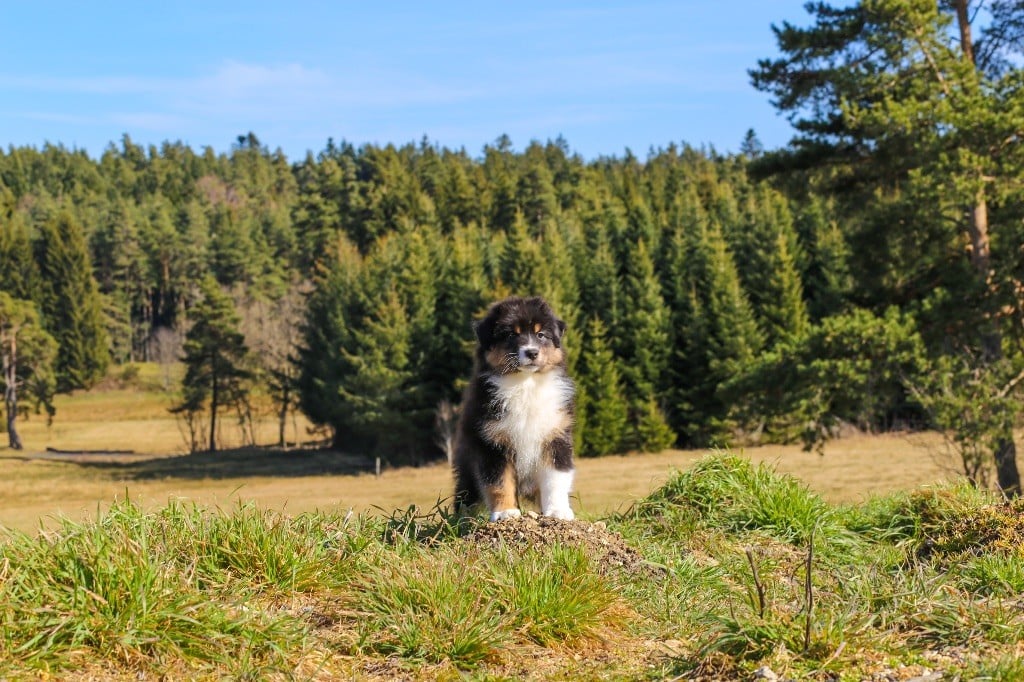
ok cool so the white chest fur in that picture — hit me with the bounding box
[483,370,573,488]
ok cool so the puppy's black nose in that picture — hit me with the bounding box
[524,348,539,360]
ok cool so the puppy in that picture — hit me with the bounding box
[453,296,576,521]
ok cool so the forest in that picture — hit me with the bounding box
[1,1,1023,495]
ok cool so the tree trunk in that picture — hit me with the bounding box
[3,338,22,450]
[209,370,218,453]
[955,0,1021,497]
[278,383,289,449]
[969,193,1021,496]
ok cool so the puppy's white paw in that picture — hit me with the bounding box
[542,507,575,521]
[490,509,522,522]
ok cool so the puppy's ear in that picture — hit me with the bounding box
[553,318,567,346]
[474,314,496,346]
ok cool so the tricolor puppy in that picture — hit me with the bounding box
[453,296,576,521]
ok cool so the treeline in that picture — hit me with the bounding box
[0,121,1016,486]
[0,133,846,457]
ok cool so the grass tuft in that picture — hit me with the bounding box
[0,500,302,675]
[620,451,853,549]
[156,501,362,592]
[352,549,507,668]
[496,545,623,647]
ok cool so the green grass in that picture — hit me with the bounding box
[496,545,622,647]
[1,454,1022,679]
[0,501,305,677]
[352,550,510,668]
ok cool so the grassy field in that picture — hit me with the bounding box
[2,363,962,533]
[3,371,1021,679]
[1,455,1021,680]
[1,432,958,535]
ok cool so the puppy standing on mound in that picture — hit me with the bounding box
[453,296,577,522]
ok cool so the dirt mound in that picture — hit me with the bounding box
[463,513,665,578]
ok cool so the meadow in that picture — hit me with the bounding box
[2,371,1022,680]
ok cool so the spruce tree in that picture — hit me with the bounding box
[34,210,110,391]
[295,238,363,448]
[0,214,38,302]
[576,215,622,330]
[795,195,852,321]
[338,289,423,462]
[761,225,810,345]
[734,186,810,345]
[91,200,146,362]
[292,154,343,273]
[578,317,629,456]
[619,239,676,450]
[498,211,544,295]
[702,219,765,440]
[517,147,558,229]
[172,276,253,452]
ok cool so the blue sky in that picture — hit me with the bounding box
[2,1,811,161]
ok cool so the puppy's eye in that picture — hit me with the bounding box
[537,331,547,339]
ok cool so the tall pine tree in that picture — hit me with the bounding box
[34,210,110,391]
[172,276,253,453]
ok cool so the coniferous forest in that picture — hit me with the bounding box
[2,2,1023,495]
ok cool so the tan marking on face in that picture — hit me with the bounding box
[514,325,521,335]
[534,322,541,333]
[485,347,516,373]
[536,346,564,371]
[482,464,517,512]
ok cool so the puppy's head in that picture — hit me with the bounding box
[474,296,567,375]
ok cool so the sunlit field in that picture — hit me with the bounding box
[1,368,960,533]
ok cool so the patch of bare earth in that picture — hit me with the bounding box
[462,512,666,579]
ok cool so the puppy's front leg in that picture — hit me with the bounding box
[480,452,520,521]
[539,437,575,520]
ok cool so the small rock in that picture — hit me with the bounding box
[906,674,942,682]
[525,510,540,519]
[753,666,779,681]
[593,521,606,530]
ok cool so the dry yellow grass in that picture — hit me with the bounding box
[1,431,959,534]
[0,373,966,534]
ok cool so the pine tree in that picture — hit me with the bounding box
[338,288,423,462]
[752,0,1024,494]
[34,210,110,391]
[761,224,810,345]
[0,213,38,302]
[517,145,558,229]
[498,211,545,295]
[295,238,363,449]
[172,277,253,452]
[619,239,676,450]
[578,317,629,456]
[91,200,147,362]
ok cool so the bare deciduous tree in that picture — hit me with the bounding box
[148,325,183,391]
[236,284,308,448]
[434,399,459,464]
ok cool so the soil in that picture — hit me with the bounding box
[462,513,666,579]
